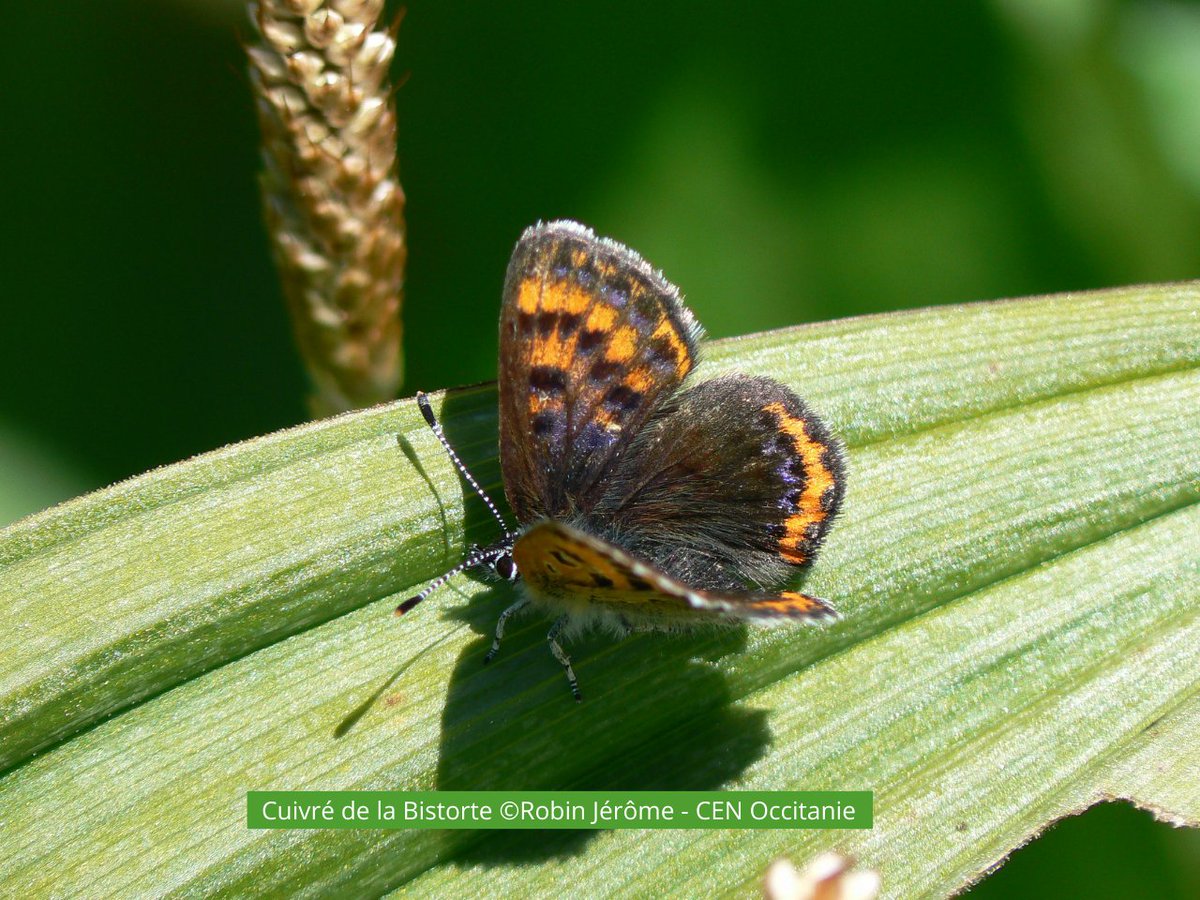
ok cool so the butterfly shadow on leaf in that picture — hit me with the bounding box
[434,586,772,865]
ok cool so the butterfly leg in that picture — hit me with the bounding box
[617,615,634,638]
[547,616,582,703]
[484,598,529,664]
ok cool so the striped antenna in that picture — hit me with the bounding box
[415,391,512,535]
[395,545,507,616]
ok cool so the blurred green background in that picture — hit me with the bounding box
[2,0,1198,895]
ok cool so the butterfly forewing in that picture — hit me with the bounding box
[513,521,837,625]
[498,221,702,522]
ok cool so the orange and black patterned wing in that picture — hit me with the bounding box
[587,374,845,594]
[513,521,838,625]
[498,221,701,523]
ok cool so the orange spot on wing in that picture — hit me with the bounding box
[565,288,591,314]
[605,326,639,362]
[764,401,837,564]
[586,305,617,332]
[650,317,693,378]
[527,393,562,416]
[541,281,591,315]
[591,406,620,430]
[624,367,655,393]
[517,278,540,313]
[532,332,572,369]
[750,591,835,618]
[778,591,828,614]
[517,277,591,316]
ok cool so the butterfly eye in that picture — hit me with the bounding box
[494,553,518,582]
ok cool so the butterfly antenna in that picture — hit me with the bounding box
[395,545,507,616]
[415,392,513,535]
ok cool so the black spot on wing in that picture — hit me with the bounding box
[550,548,582,565]
[646,336,679,370]
[578,330,606,353]
[631,293,660,325]
[529,366,567,396]
[589,359,622,383]
[604,385,642,412]
[532,410,562,436]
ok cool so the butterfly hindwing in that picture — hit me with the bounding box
[498,221,702,523]
[585,373,846,593]
[512,521,837,625]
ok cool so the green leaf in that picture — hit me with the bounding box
[1,285,1197,896]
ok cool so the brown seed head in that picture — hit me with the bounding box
[248,0,405,415]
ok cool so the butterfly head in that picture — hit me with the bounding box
[395,533,519,616]
[477,531,522,584]
[491,547,519,583]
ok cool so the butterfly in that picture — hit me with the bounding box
[398,221,846,701]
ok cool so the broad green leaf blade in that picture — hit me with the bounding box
[1,285,1197,772]
[400,502,1200,898]
[0,285,1197,898]
[1097,692,1200,825]
[0,389,498,771]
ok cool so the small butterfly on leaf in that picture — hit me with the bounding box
[400,221,846,701]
